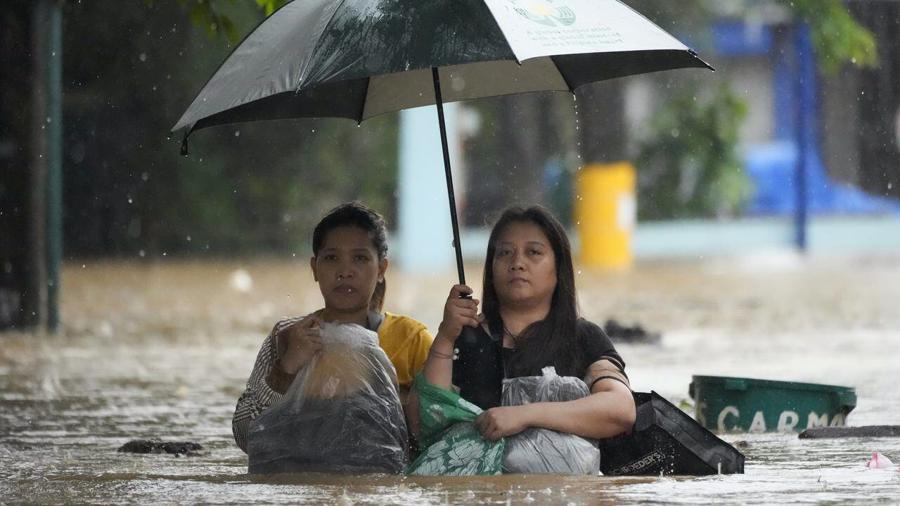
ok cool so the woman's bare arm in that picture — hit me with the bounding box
[408,285,480,436]
[474,359,636,441]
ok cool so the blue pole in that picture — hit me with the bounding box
[793,22,813,253]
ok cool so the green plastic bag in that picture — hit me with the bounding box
[406,374,505,476]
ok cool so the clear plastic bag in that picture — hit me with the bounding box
[501,366,600,475]
[247,322,408,474]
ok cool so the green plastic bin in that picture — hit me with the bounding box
[689,375,856,434]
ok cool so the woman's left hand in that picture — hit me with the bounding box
[474,406,531,441]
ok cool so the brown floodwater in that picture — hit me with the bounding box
[2,255,899,504]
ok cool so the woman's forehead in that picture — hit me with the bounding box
[496,221,549,244]
[320,226,375,249]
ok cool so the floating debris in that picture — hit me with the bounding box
[865,452,895,470]
[117,440,203,456]
[604,319,661,344]
[799,426,900,439]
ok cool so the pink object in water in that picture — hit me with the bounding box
[865,452,895,469]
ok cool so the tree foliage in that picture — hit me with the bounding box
[57,0,398,257]
[146,0,289,42]
[636,85,751,220]
[51,0,885,260]
[777,0,878,73]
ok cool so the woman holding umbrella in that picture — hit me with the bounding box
[414,205,634,446]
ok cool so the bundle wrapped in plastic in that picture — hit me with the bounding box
[501,366,600,475]
[406,374,505,476]
[247,322,408,474]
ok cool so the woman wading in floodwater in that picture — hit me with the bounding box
[233,202,433,455]
[412,206,634,448]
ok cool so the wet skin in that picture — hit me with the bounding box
[492,221,557,320]
[277,226,387,374]
[310,225,386,318]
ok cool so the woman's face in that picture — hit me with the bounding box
[491,220,557,310]
[311,226,386,314]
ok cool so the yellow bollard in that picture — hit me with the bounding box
[575,162,636,269]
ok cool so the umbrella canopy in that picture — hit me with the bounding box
[173,0,713,284]
[173,0,711,135]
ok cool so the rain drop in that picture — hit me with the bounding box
[234,130,241,137]
[127,197,133,204]
[186,235,192,242]
[139,53,147,62]
[139,250,146,258]
[889,182,894,190]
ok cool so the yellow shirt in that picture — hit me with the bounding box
[378,312,434,389]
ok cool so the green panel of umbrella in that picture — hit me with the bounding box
[173,0,713,284]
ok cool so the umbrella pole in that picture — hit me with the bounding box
[431,67,467,286]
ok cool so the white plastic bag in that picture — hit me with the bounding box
[248,322,408,474]
[501,366,600,475]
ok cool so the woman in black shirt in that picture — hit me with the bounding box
[414,206,635,442]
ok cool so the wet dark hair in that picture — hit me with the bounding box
[312,201,388,312]
[482,205,579,377]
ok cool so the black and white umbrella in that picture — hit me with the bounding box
[174,0,713,284]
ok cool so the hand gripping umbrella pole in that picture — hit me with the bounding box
[432,67,484,351]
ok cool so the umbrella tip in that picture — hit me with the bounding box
[689,49,716,72]
[180,133,190,156]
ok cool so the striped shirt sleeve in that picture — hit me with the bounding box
[232,317,302,453]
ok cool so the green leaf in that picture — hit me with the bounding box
[778,0,878,73]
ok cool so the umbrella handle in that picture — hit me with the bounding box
[432,67,466,286]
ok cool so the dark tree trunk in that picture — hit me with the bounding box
[0,2,35,329]
[576,81,627,165]
[850,1,900,200]
[497,93,545,207]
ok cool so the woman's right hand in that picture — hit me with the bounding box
[275,315,323,374]
[436,284,480,343]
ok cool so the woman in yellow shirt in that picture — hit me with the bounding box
[232,202,433,452]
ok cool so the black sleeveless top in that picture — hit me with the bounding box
[451,319,625,410]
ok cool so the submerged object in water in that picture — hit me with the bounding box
[117,440,203,456]
[690,375,856,433]
[599,391,745,476]
[604,319,661,345]
[800,426,900,439]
